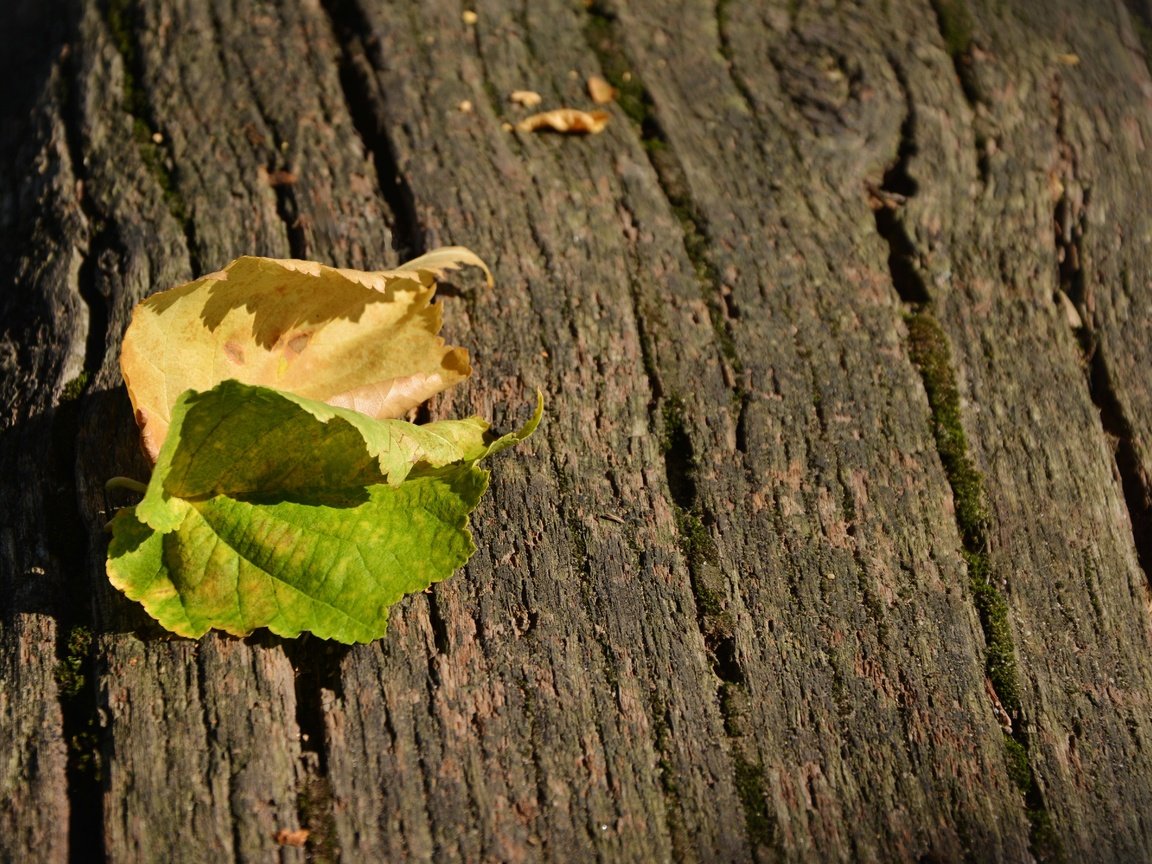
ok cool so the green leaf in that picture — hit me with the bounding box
[107,380,541,643]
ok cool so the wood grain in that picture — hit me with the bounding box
[2,0,1151,861]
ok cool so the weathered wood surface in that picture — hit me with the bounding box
[3,0,1152,861]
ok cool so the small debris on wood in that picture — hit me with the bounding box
[273,828,310,847]
[587,75,618,104]
[864,181,906,210]
[984,678,1013,735]
[517,109,610,135]
[509,90,543,107]
[1056,52,1080,65]
[458,100,474,113]
[462,9,478,24]
[264,169,298,188]
[1055,290,1084,330]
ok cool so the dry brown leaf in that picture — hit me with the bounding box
[120,248,491,461]
[587,75,617,104]
[516,109,610,135]
[273,828,310,847]
[509,90,543,107]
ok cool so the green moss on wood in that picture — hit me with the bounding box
[59,371,89,403]
[932,0,974,57]
[105,0,192,236]
[54,626,92,699]
[732,753,777,850]
[906,310,1063,860]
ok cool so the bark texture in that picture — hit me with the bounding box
[2,1,1151,861]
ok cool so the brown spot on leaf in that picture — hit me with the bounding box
[223,341,245,365]
[286,332,311,356]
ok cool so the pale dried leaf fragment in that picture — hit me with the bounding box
[517,109,610,135]
[120,248,491,461]
[509,90,543,107]
[587,74,617,104]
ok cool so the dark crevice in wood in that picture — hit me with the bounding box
[55,43,109,864]
[1084,376,1145,615]
[58,32,109,393]
[713,0,756,118]
[426,591,451,658]
[102,0,201,274]
[203,2,308,261]
[1051,83,1152,593]
[927,0,990,184]
[1088,350,1152,583]
[871,58,928,307]
[585,6,774,849]
[49,401,107,864]
[928,0,979,105]
[874,67,1062,861]
[319,0,423,261]
[1120,0,1152,75]
[906,310,1061,861]
[583,1,746,402]
[282,638,346,863]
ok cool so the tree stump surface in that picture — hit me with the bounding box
[3,1,1152,861]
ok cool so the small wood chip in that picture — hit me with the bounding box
[1056,52,1080,66]
[516,109,611,135]
[509,90,543,107]
[587,75,617,104]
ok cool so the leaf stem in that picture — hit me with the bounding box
[105,476,148,494]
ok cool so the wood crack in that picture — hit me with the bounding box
[319,0,422,261]
[1051,76,1152,594]
[582,3,771,850]
[872,58,1061,861]
[104,0,201,273]
[282,637,346,862]
[927,0,991,185]
[204,1,307,260]
[55,39,109,864]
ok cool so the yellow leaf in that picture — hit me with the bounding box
[120,249,490,462]
[516,109,610,135]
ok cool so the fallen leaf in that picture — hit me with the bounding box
[587,75,617,104]
[273,829,310,847]
[517,109,611,135]
[120,248,491,461]
[509,90,543,107]
[107,381,542,643]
